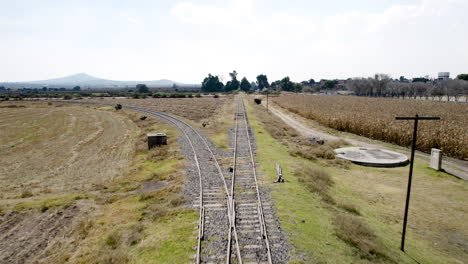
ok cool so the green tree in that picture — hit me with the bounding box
[136,84,149,93]
[0,86,5,91]
[240,77,251,92]
[412,77,429,83]
[456,74,468,81]
[225,70,240,92]
[321,79,337,89]
[201,74,224,93]
[280,76,294,91]
[256,74,270,89]
[294,83,303,93]
[73,86,81,91]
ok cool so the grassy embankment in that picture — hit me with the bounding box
[0,102,198,264]
[245,98,467,264]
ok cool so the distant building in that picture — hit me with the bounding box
[438,72,450,80]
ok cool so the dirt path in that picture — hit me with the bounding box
[265,102,468,180]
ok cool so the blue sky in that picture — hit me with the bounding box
[1,0,467,83]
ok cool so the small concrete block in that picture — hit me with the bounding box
[430,148,442,170]
[147,132,167,149]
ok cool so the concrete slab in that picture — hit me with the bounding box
[335,147,409,167]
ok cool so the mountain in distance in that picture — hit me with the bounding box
[1,73,197,89]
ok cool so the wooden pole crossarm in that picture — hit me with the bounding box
[395,114,440,252]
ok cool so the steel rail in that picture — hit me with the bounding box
[124,107,206,263]
[125,106,242,264]
[238,97,273,264]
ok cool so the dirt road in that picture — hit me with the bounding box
[265,102,468,180]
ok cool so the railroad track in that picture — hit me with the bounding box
[226,97,273,264]
[54,100,282,263]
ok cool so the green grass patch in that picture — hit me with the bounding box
[14,194,90,211]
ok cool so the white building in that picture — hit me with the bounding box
[438,72,450,80]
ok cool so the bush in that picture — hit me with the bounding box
[337,202,360,215]
[294,165,334,203]
[213,94,219,98]
[115,104,122,110]
[254,98,262,104]
[63,95,72,100]
[333,214,386,260]
[105,231,121,249]
[20,189,33,198]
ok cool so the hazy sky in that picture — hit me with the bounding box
[1,0,467,83]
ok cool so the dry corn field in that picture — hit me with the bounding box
[272,94,468,160]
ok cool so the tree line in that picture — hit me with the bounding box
[201,71,304,93]
[347,74,468,102]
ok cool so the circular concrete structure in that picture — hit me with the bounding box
[335,147,409,167]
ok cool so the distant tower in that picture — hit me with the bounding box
[438,72,450,80]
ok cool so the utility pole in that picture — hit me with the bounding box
[395,115,440,252]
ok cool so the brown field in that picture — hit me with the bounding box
[0,103,138,200]
[85,96,232,122]
[0,102,197,263]
[272,94,468,159]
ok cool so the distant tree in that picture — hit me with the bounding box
[225,70,240,92]
[412,77,430,83]
[250,81,258,91]
[136,84,149,93]
[399,76,409,82]
[280,77,295,91]
[372,74,391,96]
[294,83,303,93]
[270,80,281,89]
[256,74,270,90]
[73,86,81,91]
[201,74,224,93]
[456,74,468,81]
[42,87,47,91]
[59,88,66,91]
[240,77,252,92]
[172,83,178,89]
[321,79,337,90]
[0,86,5,91]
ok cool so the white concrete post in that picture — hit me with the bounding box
[430,148,442,170]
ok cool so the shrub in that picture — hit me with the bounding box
[337,202,360,215]
[254,98,262,104]
[63,95,72,100]
[20,189,33,198]
[294,165,334,203]
[333,214,386,260]
[213,94,219,98]
[105,231,121,249]
[115,104,122,111]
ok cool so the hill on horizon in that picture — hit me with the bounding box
[0,73,197,89]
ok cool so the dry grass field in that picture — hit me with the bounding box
[0,102,197,264]
[272,94,468,160]
[0,103,137,201]
[86,96,231,122]
[85,96,236,149]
